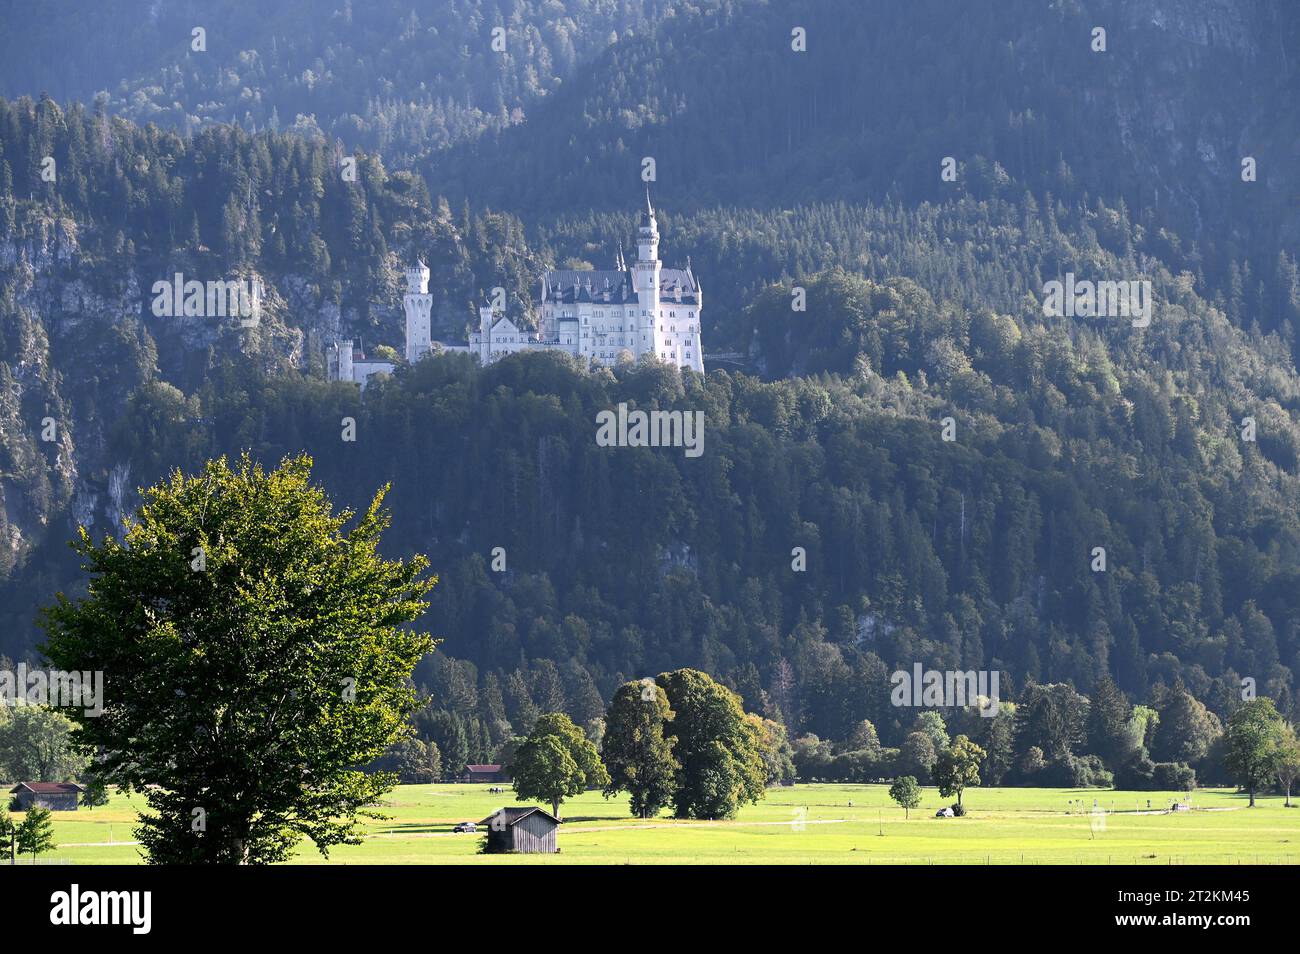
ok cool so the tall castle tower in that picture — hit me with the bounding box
[478,302,495,364]
[632,188,662,359]
[403,260,433,363]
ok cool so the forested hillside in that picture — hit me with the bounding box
[4,92,1300,749]
[1,2,1299,791]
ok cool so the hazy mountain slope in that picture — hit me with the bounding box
[0,0,674,161]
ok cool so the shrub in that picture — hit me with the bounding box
[1115,751,1156,790]
[1152,761,1197,791]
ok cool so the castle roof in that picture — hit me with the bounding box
[537,267,699,306]
[540,269,636,305]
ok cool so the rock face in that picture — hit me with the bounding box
[0,204,336,580]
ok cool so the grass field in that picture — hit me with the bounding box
[14,783,1300,865]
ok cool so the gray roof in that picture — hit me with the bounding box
[479,806,560,827]
[537,267,699,306]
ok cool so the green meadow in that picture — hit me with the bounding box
[14,783,1300,865]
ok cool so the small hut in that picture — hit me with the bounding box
[480,807,560,854]
[11,782,83,811]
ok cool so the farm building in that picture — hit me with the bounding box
[480,807,560,854]
[11,782,83,811]
[462,764,506,783]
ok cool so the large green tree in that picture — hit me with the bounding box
[658,669,766,820]
[42,454,435,863]
[601,681,679,819]
[1225,698,1286,807]
[931,735,987,809]
[511,712,608,818]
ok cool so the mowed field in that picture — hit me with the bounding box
[17,784,1300,865]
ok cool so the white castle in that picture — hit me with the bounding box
[331,192,703,387]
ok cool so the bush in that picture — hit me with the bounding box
[1037,753,1113,788]
[950,802,966,817]
[1069,754,1115,788]
[1115,751,1156,790]
[1152,761,1196,791]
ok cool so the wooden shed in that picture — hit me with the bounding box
[11,782,83,811]
[462,763,506,784]
[480,807,560,854]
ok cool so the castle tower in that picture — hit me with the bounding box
[404,259,433,363]
[334,339,355,383]
[633,188,662,359]
[479,302,495,364]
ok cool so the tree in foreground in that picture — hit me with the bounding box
[512,712,609,818]
[16,807,55,863]
[601,681,679,818]
[889,776,922,819]
[931,735,987,809]
[1225,699,1285,807]
[658,669,766,819]
[42,454,436,863]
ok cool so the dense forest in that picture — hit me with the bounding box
[1,1,1299,792]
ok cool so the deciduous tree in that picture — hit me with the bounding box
[512,712,608,818]
[889,775,922,819]
[932,735,986,809]
[601,681,678,818]
[42,454,435,863]
[658,669,766,820]
[1225,698,1285,807]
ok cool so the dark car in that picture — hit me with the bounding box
[452,821,478,833]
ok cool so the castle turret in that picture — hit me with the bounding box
[633,188,662,359]
[636,187,659,263]
[334,338,355,383]
[479,301,495,364]
[404,259,433,363]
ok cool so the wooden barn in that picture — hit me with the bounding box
[480,807,560,854]
[462,764,506,784]
[11,782,83,811]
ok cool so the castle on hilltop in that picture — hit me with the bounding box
[331,192,703,388]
